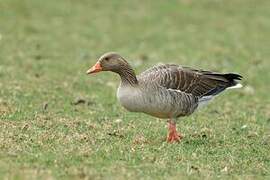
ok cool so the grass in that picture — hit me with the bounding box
[0,0,270,179]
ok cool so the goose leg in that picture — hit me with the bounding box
[167,119,183,143]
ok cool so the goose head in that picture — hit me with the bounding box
[86,52,129,74]
[87,52,138,85]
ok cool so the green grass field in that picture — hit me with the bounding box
[0,0,270,179]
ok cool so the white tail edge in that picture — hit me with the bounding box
[227,83,243,89]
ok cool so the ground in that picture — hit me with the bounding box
[0,0,270,179]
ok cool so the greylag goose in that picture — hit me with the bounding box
[86,52,242,143]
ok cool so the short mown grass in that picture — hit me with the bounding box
[0,0,270,179]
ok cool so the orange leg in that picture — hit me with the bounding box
[167,119,183,143]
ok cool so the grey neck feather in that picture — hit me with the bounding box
[114,64,138,86]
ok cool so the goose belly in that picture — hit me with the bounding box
[140,94,177,118]
[140,90,198,119]
[117,87,170,116]
[117,86,198,118]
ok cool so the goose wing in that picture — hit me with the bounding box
[138,64,242,97]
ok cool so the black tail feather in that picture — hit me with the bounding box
[223,73,243,81]
[203,73,242,96]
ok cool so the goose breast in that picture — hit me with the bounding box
[117,85,144,112]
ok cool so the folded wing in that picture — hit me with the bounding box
[138,64,242,98]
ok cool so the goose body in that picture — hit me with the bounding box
[87,52,242,143]
[117,81,197,119]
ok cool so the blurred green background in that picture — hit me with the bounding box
[0,0,269,179]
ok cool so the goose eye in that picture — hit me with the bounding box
[104,57,109,61]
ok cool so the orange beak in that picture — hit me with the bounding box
[86,62,102,74]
